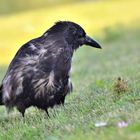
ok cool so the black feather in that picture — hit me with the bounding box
[0,21,101,117]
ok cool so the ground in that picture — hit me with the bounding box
[0,0,140,140]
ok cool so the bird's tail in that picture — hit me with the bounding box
[0,84,4,105]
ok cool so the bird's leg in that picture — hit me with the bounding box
[16,103,26,117]
[18,107,25,117]
[60,96,65,106]
[21,110,25,117]
[45,109,50,118]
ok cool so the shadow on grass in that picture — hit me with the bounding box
[95,23,140,43]
[0,0,86,16]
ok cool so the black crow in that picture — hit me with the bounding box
[0,21,101,117]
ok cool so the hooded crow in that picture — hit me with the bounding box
[0,21,101,117]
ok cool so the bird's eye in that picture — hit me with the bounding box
[78,34,83,38]
[78,33,86,38]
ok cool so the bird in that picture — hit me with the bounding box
[0,21,101,117]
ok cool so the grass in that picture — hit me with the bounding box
[0,0,140,139]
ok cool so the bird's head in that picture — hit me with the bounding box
[45,21,102,50]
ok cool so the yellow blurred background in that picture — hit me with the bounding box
[0,0,140,65]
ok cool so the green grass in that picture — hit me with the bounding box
[0,0,140,139]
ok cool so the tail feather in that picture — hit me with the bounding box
[0,85,4,105]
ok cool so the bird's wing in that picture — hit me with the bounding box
[2,39,42,103]
[2,35,73,106]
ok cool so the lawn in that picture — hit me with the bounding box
[0,0,140,140]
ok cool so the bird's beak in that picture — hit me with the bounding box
[84,35,102,49]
